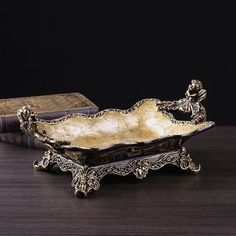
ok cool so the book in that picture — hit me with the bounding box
[0,132,46,150]
[0,92,98,133]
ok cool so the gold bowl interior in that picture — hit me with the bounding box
[36,100,213,150]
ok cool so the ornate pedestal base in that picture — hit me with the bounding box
[33,147,201,198]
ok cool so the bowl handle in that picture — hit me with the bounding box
[17,105,38,135]
[17,105,69,149]
[158,80,207,123]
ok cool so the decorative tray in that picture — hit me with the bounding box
[17,80,214,197]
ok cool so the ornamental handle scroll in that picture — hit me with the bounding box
[158,80,207,124]
[17,105,38,134]
[17,105,70,149]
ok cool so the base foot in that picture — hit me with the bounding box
[179,147,201,174]
[74,189,88,198]
[33,148,201,197]
[33,150,55,171]
[33,160,45,171]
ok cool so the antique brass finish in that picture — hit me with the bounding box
[32,147,200,197]
[17,80,214,197]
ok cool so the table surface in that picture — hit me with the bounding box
[0,126,235,236]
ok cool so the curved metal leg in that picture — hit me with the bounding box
[71,166,100,198]
[32,149,201,198]
[179,147,201,173]
[33,150,55,171]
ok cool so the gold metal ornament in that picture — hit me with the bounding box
[17,80,214,197]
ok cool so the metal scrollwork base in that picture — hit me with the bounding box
[33,147,201,198]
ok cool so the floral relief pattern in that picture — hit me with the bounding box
[33,146,201,197]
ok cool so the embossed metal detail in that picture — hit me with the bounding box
[18,80,212,197]
[17,80,213,166]
[33,148,200,197]
[158,79,207,123]
[179,147,201,173]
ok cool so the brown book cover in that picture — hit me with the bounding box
[0,92,98,133]
[0,132,46,150]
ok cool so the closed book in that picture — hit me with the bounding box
[0,92,98,133]
[0,132,46,150]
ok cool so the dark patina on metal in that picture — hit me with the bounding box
[17,80,214,197]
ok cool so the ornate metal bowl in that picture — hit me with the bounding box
[17,80,214,197]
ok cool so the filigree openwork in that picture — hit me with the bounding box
[18,80,213,197]
[158,79,207,123]
[179,147,201,173]
[31,148,201,197]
